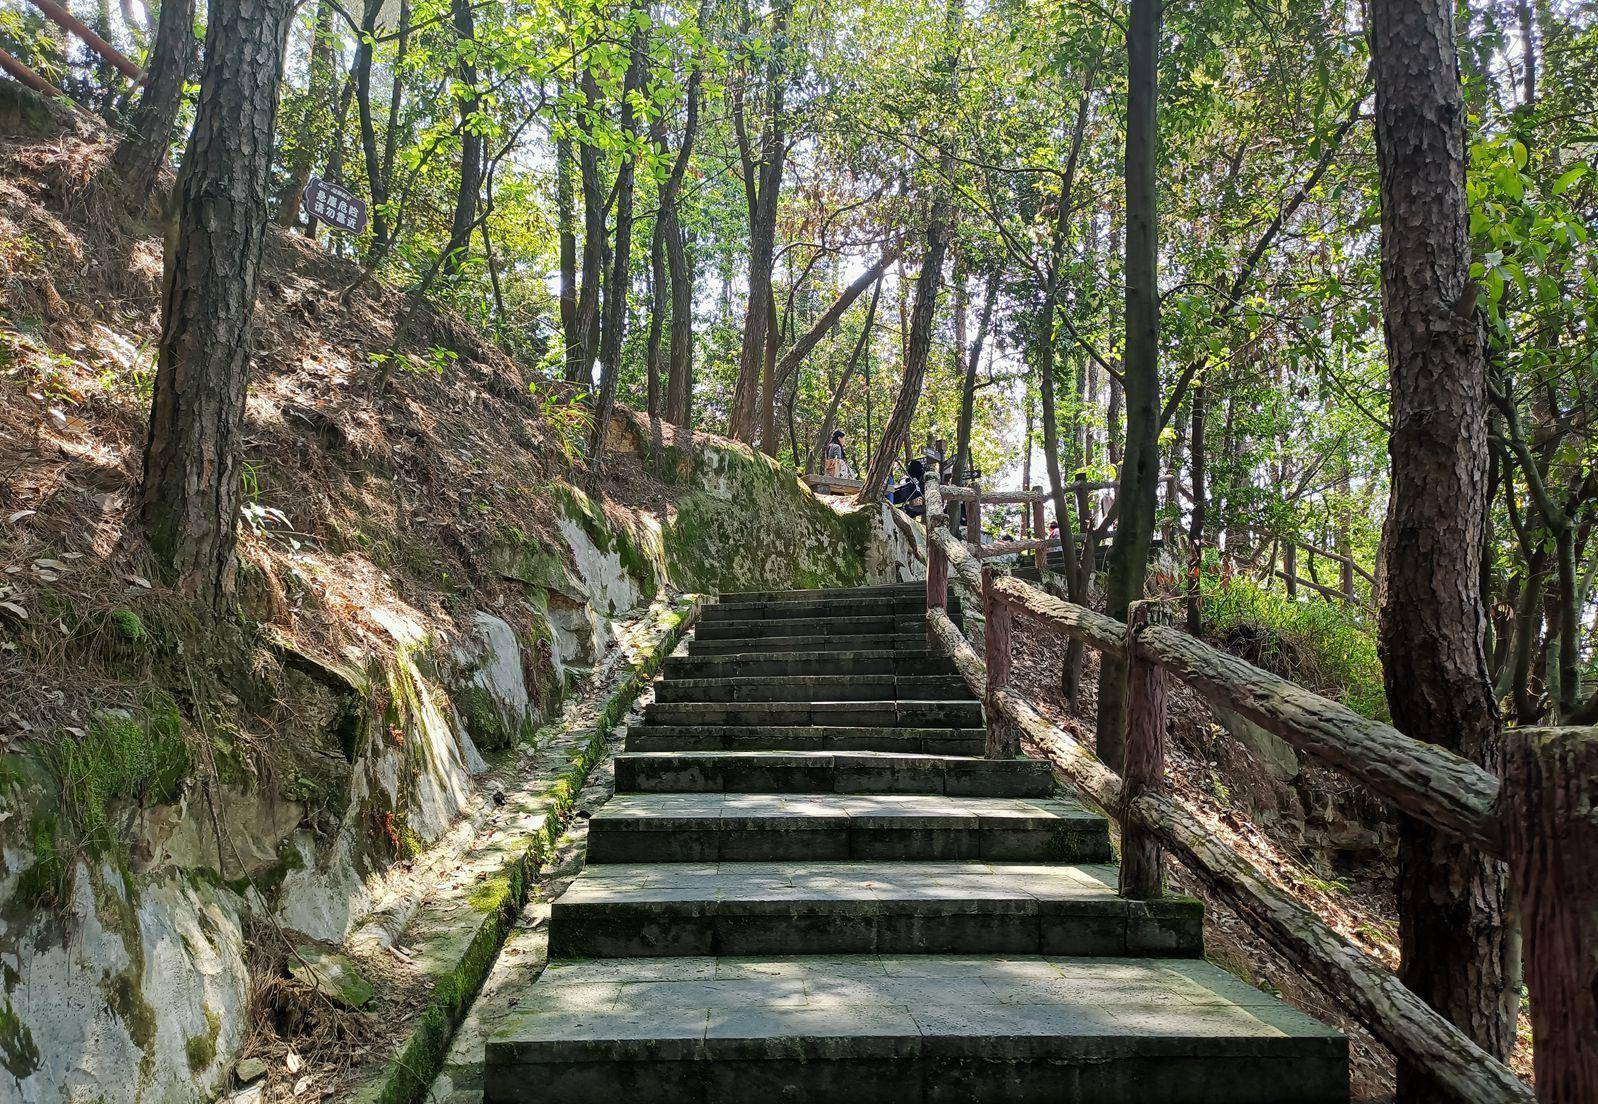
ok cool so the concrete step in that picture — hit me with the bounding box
[703,595,924,622]
[624,726,987,755]
[642,700,984,729]
[614,750,1052,797]
[717,582,927,603]
[584,792,1111,864]
[483,954,1349,1104]
[696,615,920,641]
[653,675,975,705]
[549,861,1204,958]
[687,632,929,656]
[663,650,956,680]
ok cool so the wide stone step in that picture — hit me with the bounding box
[703,595,924,622]
[624,726,987,755]
[483,955,1349,1104]
[653,675,974,704]
[717,583,927,603]
[642,700,984,729]
[584,793,1111,864]
[549,861,1204,958]
[696,615,919,640]
[687,632,929,656]
[664,650,956,680]
[615,750,1051,797]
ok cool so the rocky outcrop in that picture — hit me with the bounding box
[0,429,919,1104]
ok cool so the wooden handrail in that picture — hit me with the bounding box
[24,0,145,82]
[973,536,1055,559]
[986,578,1502,852]
[916,477,1596,1102]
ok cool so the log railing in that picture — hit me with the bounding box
[918,474,1595,1104]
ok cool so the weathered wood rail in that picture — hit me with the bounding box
[919,475,1596,1104]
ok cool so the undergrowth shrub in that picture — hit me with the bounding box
[1198,566,1388,720]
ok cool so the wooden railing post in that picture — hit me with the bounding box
[1502,725,1598,1104]
[968,483,983,554]
[1119,599,1171,899]
[1031,488,1047,571]
[981,566,1017,759]
[925,478,948,645]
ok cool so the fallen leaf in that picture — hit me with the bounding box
[5,510,36,524]
[285,1050,302,1074]
[0,601,28,621]
[126,575,152,589]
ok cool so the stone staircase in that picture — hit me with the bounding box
[484,582,1348,1103]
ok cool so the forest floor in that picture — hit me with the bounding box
[0,121,688,750]
[1010,621,1535,1102]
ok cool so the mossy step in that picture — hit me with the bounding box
[663,651,957,680]
[624,725,987,755]
[483,955,1348,1104]
[642,700,985,729]
[695,615,918,640]
[614,750,1052,797]
[686,632,930,656]
[547,861,1203,958]
[653,675,975,705]
[584,792,1111,864]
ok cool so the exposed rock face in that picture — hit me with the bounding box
[2,429,919,1104]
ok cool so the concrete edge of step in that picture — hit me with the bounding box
[344,594,703,1104]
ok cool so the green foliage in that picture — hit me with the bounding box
[1198,566,1387,721]
[24,701,190,903]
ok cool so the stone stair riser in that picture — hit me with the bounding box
[549,899,1204,959]
[663,654,956,679]
[652,676,973,705]
[614,755,1052,798]
[624,727,988,755]
[643,702,985,728]
[585,823,1112,864]
[686,634,929,656]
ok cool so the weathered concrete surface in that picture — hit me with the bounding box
[613,749,1054,796]
[484,955,1347,1104]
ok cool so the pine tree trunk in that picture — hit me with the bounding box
[141,0,296,612]
[274,0,335,227]
[441,0,482,274]
[1370,0,1517,1095]
[111,0,195,201]
[557,119,579,380]
[571,66,606,387]
[1095,0,1161,773]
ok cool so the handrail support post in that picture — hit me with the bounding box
[1119,599,1171,899]
[981,566,1017,759]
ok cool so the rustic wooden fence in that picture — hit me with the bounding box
[919,475,1595,1104]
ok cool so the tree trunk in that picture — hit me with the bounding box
[141,0,296,612]
[857,216,949,504]
[661,7,707,428]
[273,0,335,227]
[806,281,880,471]
[557,117,579,381]
[728,0,793,442]
[441,0,482,274]
[352,0,390,253]
[1186,382,1207,634]
[1370,0,1517,1095]
[569,66,607,387]
[953,271,998,488]
[1095,0,1160,774]
[111,0,195,201]
[588,2,646,469]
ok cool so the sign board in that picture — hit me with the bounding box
[303,177,368,234]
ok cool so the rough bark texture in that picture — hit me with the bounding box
[589,4,646,468]
[1370,0,1517,1091]
[557,122,579,380]
[274,0,335,227]
[857,216,948,504]
[983,568,1018,759]
[441,0,483,273]
[140,0,296,611]
[570,66,606,387]
[1119,600,1170,899]
[111,0,195,201]
[1501,725,1598,1104]
[727,0,793,442]
[1096,0,1161,774]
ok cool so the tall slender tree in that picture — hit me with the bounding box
[1095,0,1161,771]
[111,0,196,201]
[1369,0,1516,1095]
[141,0,298,611]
